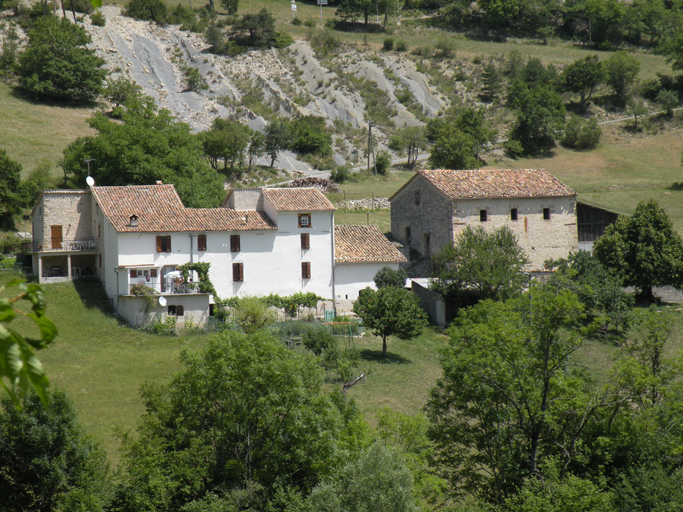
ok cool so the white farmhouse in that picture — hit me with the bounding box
[390,169,578,270]
[30,183,403,327]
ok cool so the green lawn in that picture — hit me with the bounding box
[0,273,214,466]
[344,328,448,424]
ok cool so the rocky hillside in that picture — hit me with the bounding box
[84,7,482,170]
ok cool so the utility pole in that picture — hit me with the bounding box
[367,122,372,173]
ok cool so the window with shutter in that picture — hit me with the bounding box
[233,263,244,282]
[230,235,241,252]
[198,234,207,251]
[129,269,136,279]
[302,262,311,279]
[150,269,158,278]
[157,236,172,252]
[301,233,310,250]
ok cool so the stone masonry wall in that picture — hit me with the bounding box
[39,191,94,247]
[452,196,577,270]
[391,176,453,257]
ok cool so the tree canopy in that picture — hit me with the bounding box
[116,330,350,510]
[426,284,594,503]
[61,96,225,208]
[432,226,529,304]
[18,16,106,103]
[353,284,427,357]
[560,55,605,108]
[594,199,683,302]
[0,390,110,512]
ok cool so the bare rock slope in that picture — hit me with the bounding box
[85,8,450,170]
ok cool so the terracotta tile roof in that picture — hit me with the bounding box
[263,188,336,211]
[335,225,406,264]
[92,185,276,232]
[416,169,576,200]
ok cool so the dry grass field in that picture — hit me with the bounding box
[0,84,95,178]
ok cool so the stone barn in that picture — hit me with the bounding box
[390,169,579,271]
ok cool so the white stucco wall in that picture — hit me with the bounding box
[109,211,335,301]
[117,294,210,328]
[334,262,401,301]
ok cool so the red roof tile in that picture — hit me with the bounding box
[92,185,276,232]
[335,225,406,264]
[263,188,335,211]
[416,169,576,200]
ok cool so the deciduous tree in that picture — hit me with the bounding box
[432,226,529,303]
[604,51,640,106]
[0,390,110,512]
[117,331,346,510]
[61,96,225,208]
[18,16,106,103]
[594,199,683,302]
[560,55,605,108]
[426,284,603,503]
[353,285,427,357]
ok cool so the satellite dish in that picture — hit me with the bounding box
[158,296,167,307]
[86,176,95,187]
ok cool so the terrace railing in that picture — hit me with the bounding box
[27,238,99,252]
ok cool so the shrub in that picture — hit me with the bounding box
[274,32,293,48]
[167,4,196,27]
[90,10,106,26]
[504,139,525,157]
[562,116,601,150]
[639,78,661,100]
[331,165,351,184]
[303,326,336,356]
[304,18,315,27]
[388,134,403,151]
[375,151,391,175]
[0,256,16,269]
[383,37,394,51]
[70,0,93,13]
[125,0,167,23]
[291,16,301,26]
[395,40,407,52]
[434,37,455,59]
[657,89,679,117]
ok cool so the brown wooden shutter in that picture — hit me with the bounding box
[233,263,243,282]
[129,269,136,279]
[166,236,172,252]
[302,262,311,279]
[198,234,207,251]
[150,269,158,278]
[230,235,241,252]
[301,233,310,250]
[156,236,162,252]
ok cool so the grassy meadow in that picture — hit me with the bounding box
[0,83,95,179]
[0,271,448,465]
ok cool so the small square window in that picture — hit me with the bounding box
[511,208,518,221]
[543,208,551,220]
[298,213,311,228]
[156,236,171,253]
[480,210,488,222]
[168,305,184,317]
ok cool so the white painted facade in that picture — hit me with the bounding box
[31,185,398,328]
[333,261,402,313]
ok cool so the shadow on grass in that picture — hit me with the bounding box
[359,349,411,365]
[72,277,118,316]
[9,86,97,110]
